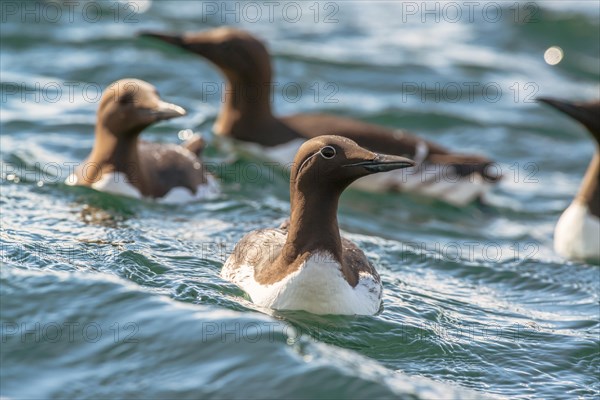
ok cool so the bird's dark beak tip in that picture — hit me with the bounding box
[138,30,160,39]
[350,155,415,173]
[536,97,557,105]
[537,96,582,118]
[152,102,187,121]
[138,31,183,46]
[537,96,572,110]
[367,161,415,173]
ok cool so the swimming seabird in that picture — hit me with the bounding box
[66,78,218,202]
[539,97,599,262]
[140,28,501,206]
[221,135,415,315]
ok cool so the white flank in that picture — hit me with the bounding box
[228,138,490,206]
[158,174,221,204]
[65,172,220,203]
[554,201,600,262]
[352,165,491,206]
[229,138,305,166]
[222,252,382,315]
[90,172,142,198]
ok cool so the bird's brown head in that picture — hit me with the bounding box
[97,78,186,139]
[140,28,272,83]
[291,135,415,195]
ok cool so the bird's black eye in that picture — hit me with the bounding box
[320,146,336,159]
[118,93,135,105]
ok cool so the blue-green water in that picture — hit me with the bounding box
[1,1,599,399]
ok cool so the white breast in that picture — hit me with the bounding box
[222,252,382,316]
[554,201,600,262]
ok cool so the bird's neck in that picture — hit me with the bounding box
[89,125,146,188]
[213,74,282,143]
[283,188,343,263]
[575,150,600,218]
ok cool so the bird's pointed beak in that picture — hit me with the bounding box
[150,100,187,121]
[344,154,415,173]
[140,31,216,59]
[538,97,584,121]
[139,31,186,47]
[538,97,600,142]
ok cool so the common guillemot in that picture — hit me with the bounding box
[140,27,501,206]
[538,97,599,262]
[221,135,415,315]
[66,79,219,202]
